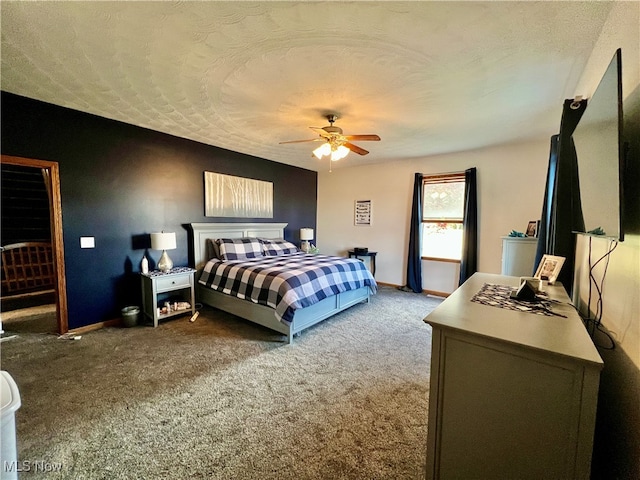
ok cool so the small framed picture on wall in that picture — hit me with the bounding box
[355,200,372,226]
[526,220,539,237]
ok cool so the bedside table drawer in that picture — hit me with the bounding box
[155,274,192,291]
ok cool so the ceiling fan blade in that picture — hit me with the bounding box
[344,142,369,155]
[279,138,324,144]
[309,127,331,137]
[345,134,381,141]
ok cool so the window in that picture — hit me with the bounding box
[422,173,466,261]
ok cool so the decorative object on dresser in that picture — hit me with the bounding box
[150,232,176,273]
[300,228,314,253]
[189,223,377,344]
[423,272,602,480]
[526,220,540,237]
[534,254,565,284]
[140,267,196,328]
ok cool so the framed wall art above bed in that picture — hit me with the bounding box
[189,223,377,344]
[204,172,273,218]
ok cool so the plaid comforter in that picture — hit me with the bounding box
[198,253,377,324]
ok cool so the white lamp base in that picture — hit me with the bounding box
[158,250,173,272]
[301,240,310,253]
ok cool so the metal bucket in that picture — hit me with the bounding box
[121,306,140,327]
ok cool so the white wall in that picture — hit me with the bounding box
[317,138,550,292]
[574,235,639,359]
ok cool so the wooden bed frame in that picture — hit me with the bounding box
[189,222,372,344]
[1,242,55,297]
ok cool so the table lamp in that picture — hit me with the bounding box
[300,228,314,253]
[151,232,176,272]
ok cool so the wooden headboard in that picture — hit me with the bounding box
[1,242,55,296]
[189,222,288,270]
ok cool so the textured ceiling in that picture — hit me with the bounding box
[1,1,613,171]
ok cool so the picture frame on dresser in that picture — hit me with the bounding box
[534,254,565,284]
[526,220,539,237]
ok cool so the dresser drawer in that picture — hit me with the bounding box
[155,273,192,292]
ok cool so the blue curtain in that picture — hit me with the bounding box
[403,173,423,293]
[535,99,586,294]
[459,167,478,285]
[534,135,558,274]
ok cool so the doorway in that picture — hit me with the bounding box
[1,155,68,334]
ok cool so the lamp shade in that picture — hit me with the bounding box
[150,232,176,250]
[331,145,350,161]
[300,228,314,241]
[313,143,331,160]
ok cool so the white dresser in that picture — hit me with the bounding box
[501,236,538,276]
[423,272,602,480]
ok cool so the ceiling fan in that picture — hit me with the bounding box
[279,115,381,162]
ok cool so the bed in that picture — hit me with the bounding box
[189,222,376,343]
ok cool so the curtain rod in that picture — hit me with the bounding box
[422,171,465,183]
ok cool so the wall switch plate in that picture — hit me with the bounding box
[80,237,95,248]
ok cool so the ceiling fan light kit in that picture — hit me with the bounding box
[312,142,331,160]
[331,145,350,161]
[281,114,380,168]
[312,141,349,161]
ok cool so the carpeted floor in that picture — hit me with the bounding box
[0,286,442,479]
[1,304,58,335]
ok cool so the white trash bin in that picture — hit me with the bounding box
[1,371,21,480]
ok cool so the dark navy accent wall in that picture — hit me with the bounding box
[1,92,317,329]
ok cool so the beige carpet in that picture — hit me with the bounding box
[1,304,58,335]
[0,286,442,479]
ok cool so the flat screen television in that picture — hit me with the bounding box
[573,48,625,241]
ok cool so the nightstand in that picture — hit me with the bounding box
[348,250,377,277]
[141,267,196,327]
